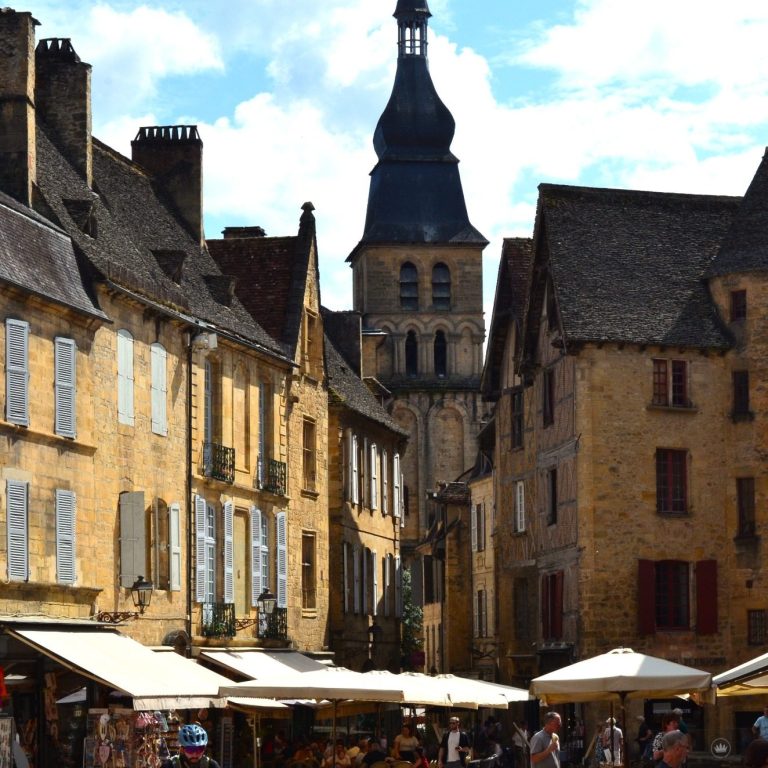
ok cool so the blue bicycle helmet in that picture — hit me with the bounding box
[178,724,208,748]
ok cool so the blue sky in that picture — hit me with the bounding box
[22,0,768,314]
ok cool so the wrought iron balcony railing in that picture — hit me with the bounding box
[257,606,288,641]
[255,456,287,495]
[202,441,235,483]
[201,602,236,638]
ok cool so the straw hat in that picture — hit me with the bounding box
[347,748,360,759]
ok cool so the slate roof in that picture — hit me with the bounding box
[536,183,741,350]
[33,128,288,360]
[709,148,768,276]
[323,314,408,437]
[208,204,316,359]
[481,237,532,398]
[0,190,105,319]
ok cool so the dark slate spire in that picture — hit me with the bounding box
[349,0,486,255]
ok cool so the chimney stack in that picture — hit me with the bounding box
[35,38,92,187]
[0,9,38,207]
[132,125,204,245]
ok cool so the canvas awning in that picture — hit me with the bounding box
[7,628,231,710]
[713,651,768,696]
[201,649,328,678]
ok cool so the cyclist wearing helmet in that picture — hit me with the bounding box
[166,723,220,768]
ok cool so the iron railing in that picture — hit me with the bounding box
[255,456,287,495]
[257,607,288,640]
[202,442,235,483]
[201,602,236,638]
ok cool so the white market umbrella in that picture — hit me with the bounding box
[364,670,453,707]
[434,674,531,708]
[713,650,768,697]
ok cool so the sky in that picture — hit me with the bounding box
[20,0,768,316]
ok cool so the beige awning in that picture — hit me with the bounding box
[8,628,231,710]
[201,649,328,678]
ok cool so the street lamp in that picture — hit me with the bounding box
[130,576,154,614]
[257,588,277,616]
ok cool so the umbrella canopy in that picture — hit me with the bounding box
[364,670,453,707]
[219,665,406,703]
[530,647,712,704]
[713,650,768,696]
[434,674,531,708]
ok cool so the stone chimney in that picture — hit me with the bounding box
[131,125,204,245]
[0,9,38,207]
[35,38,92,187]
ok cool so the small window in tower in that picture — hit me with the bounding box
[731,290,747,322]
[432,263,451,310]
[434,330,447,377]
[405,331,418,377]
[400,262,418,311]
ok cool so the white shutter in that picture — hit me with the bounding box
[223,501,234,603]
[478,503,485,550]
[384,554,391,617]
[515,480,525,532]
[54,337,76,437]
[119,491,145,587]
[343,542,349,614]
[473,592,479,637]
[353,545,361,614]
[351,434,359,504]
[55,489,76,584]
[6,479,28,581]
[117,330,134,426]
[470,504,478,552]
[6,319,29,426]
[361,547,368,613]
[362,438,368,507]
[276,511,287,608]
[345,430,353,501]
[393,454,401,518]
[195,495,207,602]
[250,507,262,607]
[372,549,378,616]
[395,556,402,618]
[150,343,167,436]
[169,503,181,591]
[382,449,389,514]
[370,444,378,510]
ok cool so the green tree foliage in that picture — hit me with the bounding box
[400,566,424,670]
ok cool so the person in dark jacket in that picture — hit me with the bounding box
[438,717,471,768]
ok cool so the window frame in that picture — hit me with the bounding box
[546,467,558,525]
[434,330,447,377]
[150,342,168,436]
[733,370,751,419]
[654,560,690,630]
[54,336,77,438]
[542,368,555,427]
[301,530,317,610]
[748,609,766,646]
[511,388,524,449]
[302,417,317,492]
[655,448,688,515]
[730,289,747,322]
[652,359,690,408]
[6,318,30,427]
[431,262,451,310]
[117,329,134,426]
[737,477,756,537]
[514,480,525,532]
[399,262,419,311]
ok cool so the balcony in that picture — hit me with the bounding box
[258,607,288,641]
[255,456,287,496]
[202,442,235,483]
[201,602,236,638]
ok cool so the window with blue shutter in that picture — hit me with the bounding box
[169,503,181,591]
[119,491,145,587]
[276,511,287,608]
[117,330,134,426]
[55,489,76,584]
[54,337,77,438]
[250,507,262,607]
[6,479,28,581]
[223,501,234,603]
[150,343,167,436]
[6,319,29,426]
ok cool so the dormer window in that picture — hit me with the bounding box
[400,263,418,310]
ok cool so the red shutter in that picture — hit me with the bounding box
[638,560,656,635]
[541,575,551,639]
[696,559,718,634]
[552,571,564,639]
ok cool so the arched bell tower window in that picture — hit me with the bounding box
[405,331,418,377]
[434,330,447,378]
[432,263,451,310]
[400,262,418,311]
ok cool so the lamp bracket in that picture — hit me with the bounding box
[96,611,139,624]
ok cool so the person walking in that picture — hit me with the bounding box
[530,713,561,768]
[754,706,768,740]
[438,716,472,768]
[600,718,623,767]
[652,713,680,762]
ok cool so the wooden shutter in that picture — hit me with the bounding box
[54,337,77,437]
[6,479,28,581]
[223,501,234,603]
[515,481,525,531]
[479,503,485,550]
[353,545,361,614]
[552,571,564,639]
[55,489,76,584]
[119,491,145,587]
[541,575,551,639]
[351,434,359,504]
[361,437,368,507]
[393,454,401,518]
[372,549,378,616]
[638,559,656,635]
[6,319,29,426]
[117,330,134,426]
[382,449,389,514]
[473,591,479,637]
[384,554,391,616]
[696,559,718,634]
[395,556,402,617]
[276,510,287,608]
[195,495,207,602]
[169,502,181,591]
[370,444,378,510]
[470,504,478,551]
[150,343,167,436]
[361,547,369,614]
[250,507,262,607]
[343,542,349,614]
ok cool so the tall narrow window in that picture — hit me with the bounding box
[434,330,447,377]
[117,329,134,426]
[656,449,688,515]
[54,337,77,437]
[476,503,485,552]
[655,560,689,630]
[257,381,271,487]
[169,502,181,591]
[302,531,316,609]
[6,319,29,427]
[733,370,751,419]
[370,443,379,510]
[737,477,756,537]
[6,479,29,581]
[223,501,234,604]
[56,490,76,585]
[432,263,451,310]
[511,389,524,449]
[276,511,287,608]
[731,290,747,322]
[514,480,525,532]
[120,490,146,587]
[382,449,389,514]
[150,343,167,436]
[546,468,558,525]
[303,418,317,491]
[652,359,689,407]
[541,571,564,640]
[400,262,418,310]
[405,331,418,377]
[748,610,767,645]
[393,453,401,518]
[542,368,555,427]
